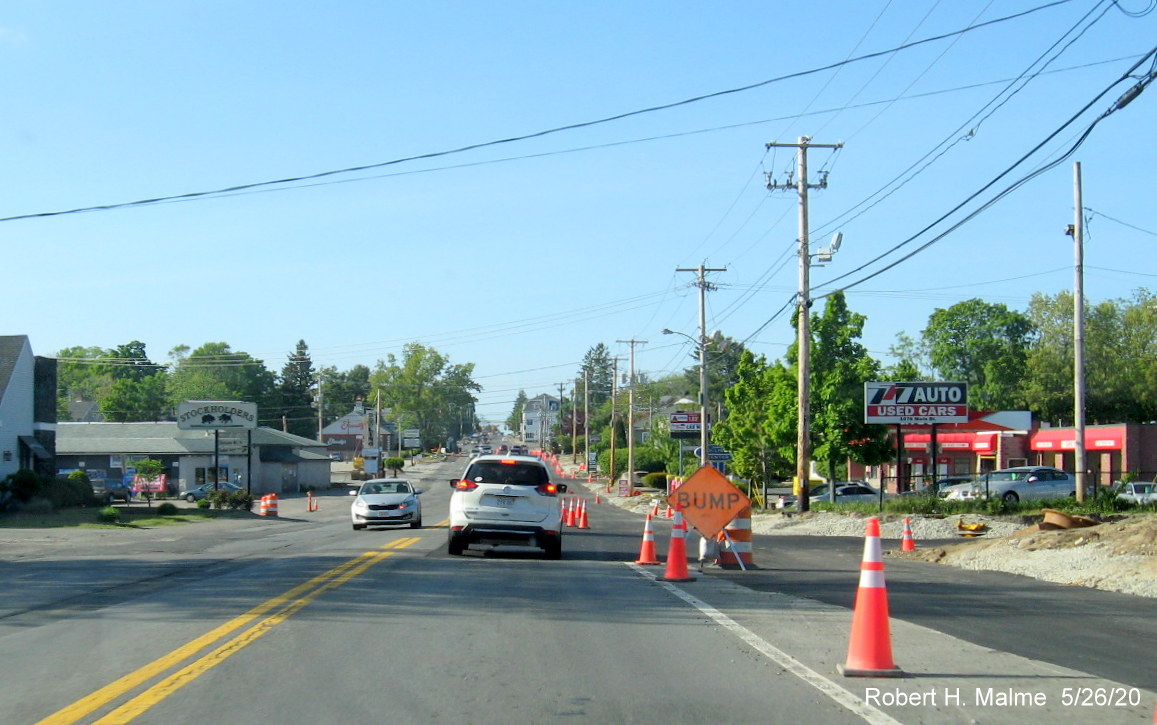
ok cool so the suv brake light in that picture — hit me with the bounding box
[456,480,479,491]
[535,483,558,496]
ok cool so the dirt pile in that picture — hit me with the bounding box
[892,514,1157,598]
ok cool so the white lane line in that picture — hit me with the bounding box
[627,563,902,725]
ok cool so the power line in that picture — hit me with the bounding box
[0,0,1078,226]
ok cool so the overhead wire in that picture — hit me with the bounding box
[819,47,1157,298]
[0,0,1079,227]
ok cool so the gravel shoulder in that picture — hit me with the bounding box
[577,479,1157,599]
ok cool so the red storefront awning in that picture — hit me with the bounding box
[904,432,997,451]
[1030,426,1124,451]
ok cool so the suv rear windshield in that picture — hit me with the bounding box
[464,461,549,486]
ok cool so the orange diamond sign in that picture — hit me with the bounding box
[667,465,750,539]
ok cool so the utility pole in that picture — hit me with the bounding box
[582,370,590,474]
[676,265,726,469]
[571,378,579,465]
[609,357,619,488]
[1068,162,1088,503]
[617,340,647,487]
[316,380,324,441]
[556,382,567,454]
[767,136,843,512]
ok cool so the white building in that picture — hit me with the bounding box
[520,394,560,447]
[0,335,56,480]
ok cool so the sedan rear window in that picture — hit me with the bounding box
[465,462,549,486]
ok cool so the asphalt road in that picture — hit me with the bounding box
[0,456,1152,725]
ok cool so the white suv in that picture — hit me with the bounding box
[448,455,567,558]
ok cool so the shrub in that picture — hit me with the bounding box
[383,457,405,476]
[97,506,120,524]
[156,502,179,516]
[40,475,95,509]
[207,489,254,511]
[1,468,42,504]
[197,498,211,510]
[19,497,55,515]
[641,472,668,489]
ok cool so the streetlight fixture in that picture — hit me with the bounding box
[663,328,709,469]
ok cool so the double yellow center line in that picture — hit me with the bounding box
[38,537,421,725]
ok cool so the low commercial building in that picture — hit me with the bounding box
[56,422,330,495]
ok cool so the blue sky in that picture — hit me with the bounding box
[3,1,1155,424]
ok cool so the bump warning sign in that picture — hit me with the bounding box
[666,465,750,539]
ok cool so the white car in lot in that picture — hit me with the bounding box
[939,466,1077,504]
[349,478,423,530]
[1116,481,1157,505]
[809,482,884,505]
[447,454,566,558]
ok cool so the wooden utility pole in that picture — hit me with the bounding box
[617,340,647,486]
[675,265,726,469]
[1070,162,1088,502]
[767,136,843,512]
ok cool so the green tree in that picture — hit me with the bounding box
[507,390,528,435]
[1024,288,1157,424]
[277,340,317,438]
[167,343,277,420]
[810,292,893,489]
[679,332,745,421]
[317,365,372,423]
[102,374,169,422]
[922,299,1034,411]
[55,346,115,420]
[371,343,480,451]
[712,350,796,490]
[580,344,614,410]
[133,458,166,509]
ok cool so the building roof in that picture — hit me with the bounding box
[57,422,325,455]
[0,335,31,400]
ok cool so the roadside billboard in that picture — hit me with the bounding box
[864,382,968,424]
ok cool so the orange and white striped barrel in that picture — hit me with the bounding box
[715,505,754,568]
[266,493,279,517]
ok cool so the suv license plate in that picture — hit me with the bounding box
[494,496,516,507]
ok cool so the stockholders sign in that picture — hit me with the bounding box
[864,382,968,424]
[177,401,258,430]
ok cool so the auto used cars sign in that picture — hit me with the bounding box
[864,381,968,424]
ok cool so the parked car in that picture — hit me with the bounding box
[939,466,1076,504]
[447,454,566,558]
[349,478,423,530]
[509,445,529,455]
[900,476,974,497]
[1115,480,1157,505]
[92,479,134,504]
[179,481,242,502]
[809,482,883,505]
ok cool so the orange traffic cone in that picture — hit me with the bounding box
[900,518,916,552]
[650,500,660,517]
[576,500,590,529]
[594,492,601,504]
[634,514,660,565]
[564,498,576,527]
[658,507,696,582]
[664,504,673,519]
[839,517,902,677]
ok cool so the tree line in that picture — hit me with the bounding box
[57,340,481,450]
[532,287,1156,486]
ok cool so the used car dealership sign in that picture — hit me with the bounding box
[864,382,968,424]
